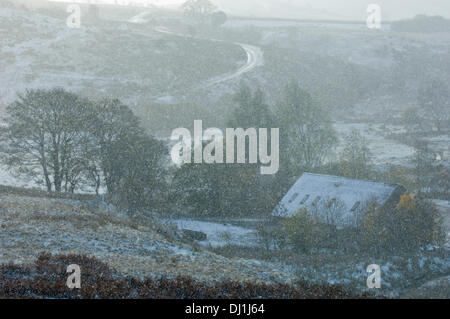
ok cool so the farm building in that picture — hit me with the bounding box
[272,173,406,227]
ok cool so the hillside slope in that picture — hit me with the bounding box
[0,191,295,284]
[0,5,246,107]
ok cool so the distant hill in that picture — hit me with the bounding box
[0,0,14,8]
[392,15,450,33]
[0,5,245,106]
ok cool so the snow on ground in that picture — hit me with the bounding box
[0,163,40,189]
[155,95,179,104]
[0,7,92,105]
[292,253,450,297]
[0,192,295,283]
[333,122,416,167]
[424,135,450,161]
[165,218,259,248]
[0,6,247,108]
[0,162,105,194]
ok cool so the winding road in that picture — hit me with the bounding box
[128,12,264,89]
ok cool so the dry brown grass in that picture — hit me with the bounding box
[0,253,377,299]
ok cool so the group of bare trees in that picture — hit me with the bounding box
[399,78,449,197]
[181,0,227,27]
[172,81,339,217]
[0,80,338,216]
[403,79,449,134]
[0,88,167,213]
[1,89,91,193]
[276,81,337,180]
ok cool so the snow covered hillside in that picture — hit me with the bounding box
[0,191,295,283]
[0,5,246,108]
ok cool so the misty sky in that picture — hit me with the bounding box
[23,0,450,20]
[215,0,450,20]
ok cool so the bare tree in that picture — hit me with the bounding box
[88,98,142,194]
[181,0,217,24]
[418,79,450,133]
[276,80,337,176]
[412,139,435,191]
[339,130,372,179]
[402,106,426,133]
[2,88,91,192]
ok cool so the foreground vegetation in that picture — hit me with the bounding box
[210,244,450,298]
[273,194,444,254]
[0,253,375,299]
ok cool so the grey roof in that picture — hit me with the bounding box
[273,173,402,227]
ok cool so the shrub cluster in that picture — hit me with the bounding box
[276,195,444,254]
[0,253,374,299]
[361,194,444,252]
